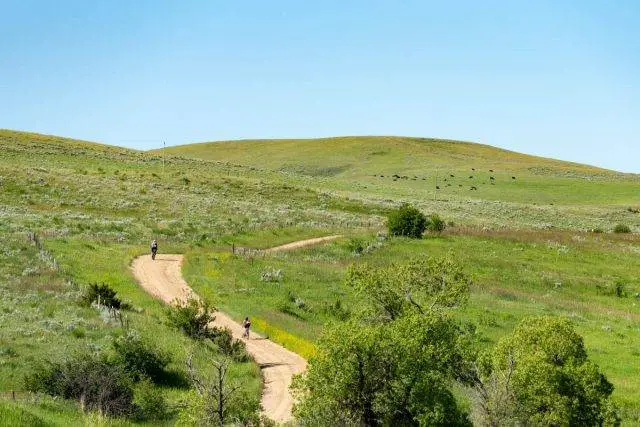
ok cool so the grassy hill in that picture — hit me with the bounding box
[1,129,639,424]
[158,135,640,232]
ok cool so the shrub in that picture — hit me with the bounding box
[24,353,134,417]
[167,297,249,361]
[133,379,169,421]
[426,213,446,233]
[113,332,171,383]
[346,238,366,254]
[166,297,216,340]
[82,283,121,309]
[210,329,251,362]
[387,203,427,239]
[613,224,631,234]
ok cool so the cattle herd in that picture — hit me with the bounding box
[371,168,517,191]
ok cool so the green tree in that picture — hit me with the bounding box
[346,256,469,321]
[387,203,427,238]
[473,316,620,426]
[293,256,474,426]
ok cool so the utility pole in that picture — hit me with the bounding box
[162,141,166,176]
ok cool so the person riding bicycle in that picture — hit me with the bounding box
[150,239,158,260]
[242,317,251,339]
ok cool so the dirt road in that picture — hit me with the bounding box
[131,235,341,423]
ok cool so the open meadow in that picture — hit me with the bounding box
[1,129,639,424]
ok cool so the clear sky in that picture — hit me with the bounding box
[1,1,638,172]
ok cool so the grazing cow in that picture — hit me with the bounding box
[472,168,476,171]
[512,176,516,180]
[436,186,440,189]
[469,176,473,179]
[489,169,494,172]
[490,176,495,180]
[450,174,455,177]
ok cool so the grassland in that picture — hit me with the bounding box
[2,129,640,424]
[182,230,640,419]
[159,136,640,232]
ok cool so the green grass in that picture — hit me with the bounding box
[159,135,640,206]
[183,230,640,423]
[2,129,640,424]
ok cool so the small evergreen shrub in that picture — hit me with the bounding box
[387,203,427,239]
[613,224,631,234]
[82,283,121,309]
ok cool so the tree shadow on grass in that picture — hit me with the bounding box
[156,369,191,389]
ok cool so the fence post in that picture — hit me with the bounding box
[12,390,15,400]
[232,243,235,254]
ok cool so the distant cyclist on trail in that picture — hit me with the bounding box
[150,239,158,260]
[242,317,251,339]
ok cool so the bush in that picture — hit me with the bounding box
[426,213,446,233]
[613,224,631,234]
[82,283,121,309]
[387,203,427,239]
[166,297,216,340]
[113,332,171,383]
[25,353,134,417]
[346,238,366,254]
[167,297,249,361]
[210,329,251,362]
[133,379,169,421]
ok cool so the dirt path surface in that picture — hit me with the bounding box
[131,236,341,423]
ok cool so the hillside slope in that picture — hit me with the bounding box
[157,136,611,175]
[156,136,639,207]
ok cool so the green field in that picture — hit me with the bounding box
[1,129,639,424]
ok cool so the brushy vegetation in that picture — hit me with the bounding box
[113,332,171,383]
[387,203,427,238]
[166,297,249,362]
[614,224,632,234]
[82,283,122,309]
[473,316,619,426]
[24,352,135,417]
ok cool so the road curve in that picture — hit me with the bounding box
[130,235,341,423]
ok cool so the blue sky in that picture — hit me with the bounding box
[1,1,638,172]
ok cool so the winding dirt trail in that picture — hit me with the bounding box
[131,235,341,423]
